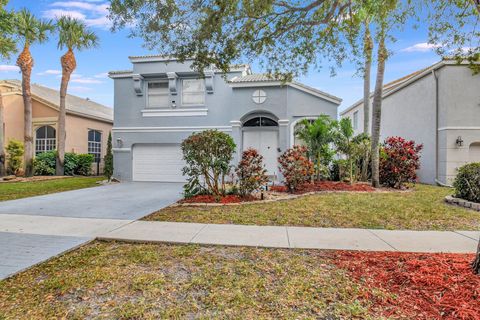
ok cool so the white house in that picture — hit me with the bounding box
[341,60,480,185]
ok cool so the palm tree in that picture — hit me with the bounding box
[55,16,98,175]
[295,115,335,180]
[0,0,17,177]
[334,118,355,184]
[15,9,53,176]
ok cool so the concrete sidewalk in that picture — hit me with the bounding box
[99,221,480,253]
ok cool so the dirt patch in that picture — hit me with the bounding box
[0,175,72,183]
[330,251,480,320]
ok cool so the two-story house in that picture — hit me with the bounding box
[341,60,480,185]
[109,55,342,182]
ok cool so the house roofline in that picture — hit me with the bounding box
[339,60,475,116]
[0,80,113,123]
[228,79,342,105]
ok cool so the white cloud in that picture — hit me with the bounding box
[401,42,440,53]
[93,72,109,78]
[42,9,86,20]
[69,86,93,93]
[37,69,62,76]
[71,77,103,84]
[43,1,111,29]
[0,65,20,72]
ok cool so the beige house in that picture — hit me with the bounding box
[0,80,113,168]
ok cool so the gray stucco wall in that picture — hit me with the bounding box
[341,64,480,185]
[111,59,340,181]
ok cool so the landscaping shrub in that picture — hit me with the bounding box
[104,132,114,181]
[182,129,236,197]
[453,162,480,203]
[235,148,269,196]
[64,152,79,175]
[33,151,56,175]
[379,136,423,189]
[33,151,93,176]
[75,154,94,176]
[6,140,24,175]
[278,145,314,192]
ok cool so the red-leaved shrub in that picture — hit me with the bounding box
[278,145,314,192]
[379,136,423,189]
[235,148,269,196]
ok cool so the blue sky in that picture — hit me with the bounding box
[1,0,442,111]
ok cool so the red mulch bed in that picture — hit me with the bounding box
[179,194,256,204]
[330,251,480,320]
[270,181,376,194]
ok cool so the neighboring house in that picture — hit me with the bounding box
[0,80,113,170]
[341,60,480,185]
[109,55,342,182]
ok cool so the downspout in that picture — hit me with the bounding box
[432,69,451,187]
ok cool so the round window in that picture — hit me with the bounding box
[252,89,267,104]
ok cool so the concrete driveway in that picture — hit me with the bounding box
[0,182,183,279]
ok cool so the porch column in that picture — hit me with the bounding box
[230,120,242,164]
[278,119,290,154]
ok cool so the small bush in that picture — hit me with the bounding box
[33,151,93,176]
[33,151,56,175]
[64,153,79,176]
[182,130,236,197]
[453,163,480,203]
[278,145,314,192]
[6,140,24,175]
[76,154,94,176]
[235,148,269,196]
[379,136,423,189]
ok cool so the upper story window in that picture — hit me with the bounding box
[35,125,56,155]
[182,79,205,106]
[353,111,359,130]
[88,130,102,162]
[147,81,169,108]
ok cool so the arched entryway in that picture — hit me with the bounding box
[35,125,56,155]
[469,142,480,163]
[242,113,279,176]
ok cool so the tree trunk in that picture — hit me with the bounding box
[363,23,373,134]
[473,238,480,274]
[370,32,387,188]
[56,49,76,176]
[17,45,34,177]
[0,93,5,177]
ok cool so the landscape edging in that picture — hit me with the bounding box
[445,195,480,211]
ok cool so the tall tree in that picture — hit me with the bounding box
[362,22,373,134]
[0,0,16,177]
[14,9,53,176]
[55,17,98,175]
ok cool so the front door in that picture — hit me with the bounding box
[243,130,279,176]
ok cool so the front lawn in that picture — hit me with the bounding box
[0,242,375,319]
[145,184,480,230]
[0,176,103,201]
[1,242,478,319]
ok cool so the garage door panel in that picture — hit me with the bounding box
[133,144,186,182]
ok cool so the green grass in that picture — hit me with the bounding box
[0,242,383,319]
[0,177,103,201]
[145,184,480,230]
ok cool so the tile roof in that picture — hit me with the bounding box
[1,80,113,123]
[229,74,278,83]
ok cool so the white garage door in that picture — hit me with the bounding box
[133,144,186,182]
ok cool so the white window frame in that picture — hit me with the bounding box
[181,78,205,106]
[88,129,102,163]
[147,81,170,109]
[35,125,56,155]
[353,111,359,130]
